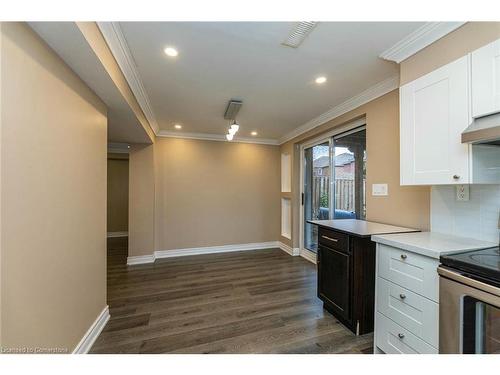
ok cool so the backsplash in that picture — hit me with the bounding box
[431,185,500,243]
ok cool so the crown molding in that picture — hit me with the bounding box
[97,22,160,134]
[96,22,280,146]
[157,130,279,145]
[279,75,399,144]
[379,22,466,63]
[95,23,405,147]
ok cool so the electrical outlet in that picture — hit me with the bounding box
[372,183,388,196]
[456,184,470,201]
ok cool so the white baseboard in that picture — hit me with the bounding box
[126,241,282,265]
[107,231,128,238]
[300,249,317,264]
[278,242,300,256]
[127,254,155,265]
[73,305,110,354]
[155,241,280,259]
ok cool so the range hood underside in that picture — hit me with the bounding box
[462,113,500,145]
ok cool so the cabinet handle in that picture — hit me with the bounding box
[399,294,406,299]
[321,235,338,242]
[400,254,407,260]
[398,333,405,339]
[453,175,460,180]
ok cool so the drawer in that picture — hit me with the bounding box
[377,244,439,302]
[375,312,438,354]
[318,228,349,253]
[376,277,438,347]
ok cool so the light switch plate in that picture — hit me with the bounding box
[456,184,470,201]
[372,183,388,196]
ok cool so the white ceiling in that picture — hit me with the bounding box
[119,22,425,141]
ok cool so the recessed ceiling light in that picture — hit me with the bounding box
[315,76,327,84]
[174,124,182,129]
[164,47,178,57]
[251,131,258,136]
[226,133,234,141]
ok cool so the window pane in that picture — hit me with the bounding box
[332,129,366,220]
[303,142,330,252]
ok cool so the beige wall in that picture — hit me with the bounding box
[129,144,156,257]
[400,22,500,85]
[0,23,107,351]
[281,90,431,249]
[152,138,281,252]
[76,22,155,143]
[107,155,129,233]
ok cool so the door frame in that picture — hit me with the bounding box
[298,118,366,263]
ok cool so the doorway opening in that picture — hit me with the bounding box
[107,144,130,262]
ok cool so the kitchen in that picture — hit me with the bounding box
[301,29,500,354]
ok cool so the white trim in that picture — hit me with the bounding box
[97,22,280,146]
[126,241,281,265]
[155,241,279,259]
[127,254,155,265]
[73,305,110,354]
[379,22,466,63]
[157,130,279,145]
[300,248,317,264]
[96,23,404,147]
[279,75,399,144]
[107,231,128,238]
[97,22,159,134]
[278,241,300,256]
[300,117,366,150]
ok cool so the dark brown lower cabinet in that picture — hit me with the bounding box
[317,244,351,321]
[317,227,375,335]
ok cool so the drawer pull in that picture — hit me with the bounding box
[321,235,338,242]
[400,254,407,260]
[398,333,405,339]
[399,294,406,299]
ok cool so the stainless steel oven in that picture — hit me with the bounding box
[438,266,500,353]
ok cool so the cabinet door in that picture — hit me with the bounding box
[318,245,351,321]
[472,38,500,118]
[400,56,470,185]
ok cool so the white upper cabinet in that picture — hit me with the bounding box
[400,56,471,185]
[471,38,500,118]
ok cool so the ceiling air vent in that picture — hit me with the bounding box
[282,22,318,48]
[224,100,243,120]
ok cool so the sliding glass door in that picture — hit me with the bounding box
[332,128,366,220]
[302,126,366,254]
[303,141,331,253]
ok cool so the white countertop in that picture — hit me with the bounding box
[371,231,498,259]
[308,219,418,237]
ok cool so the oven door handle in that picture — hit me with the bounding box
[438,267,500,298]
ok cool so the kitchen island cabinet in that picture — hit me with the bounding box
[309,219,418,335]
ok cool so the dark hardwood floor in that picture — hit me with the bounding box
[90,237,373,354]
